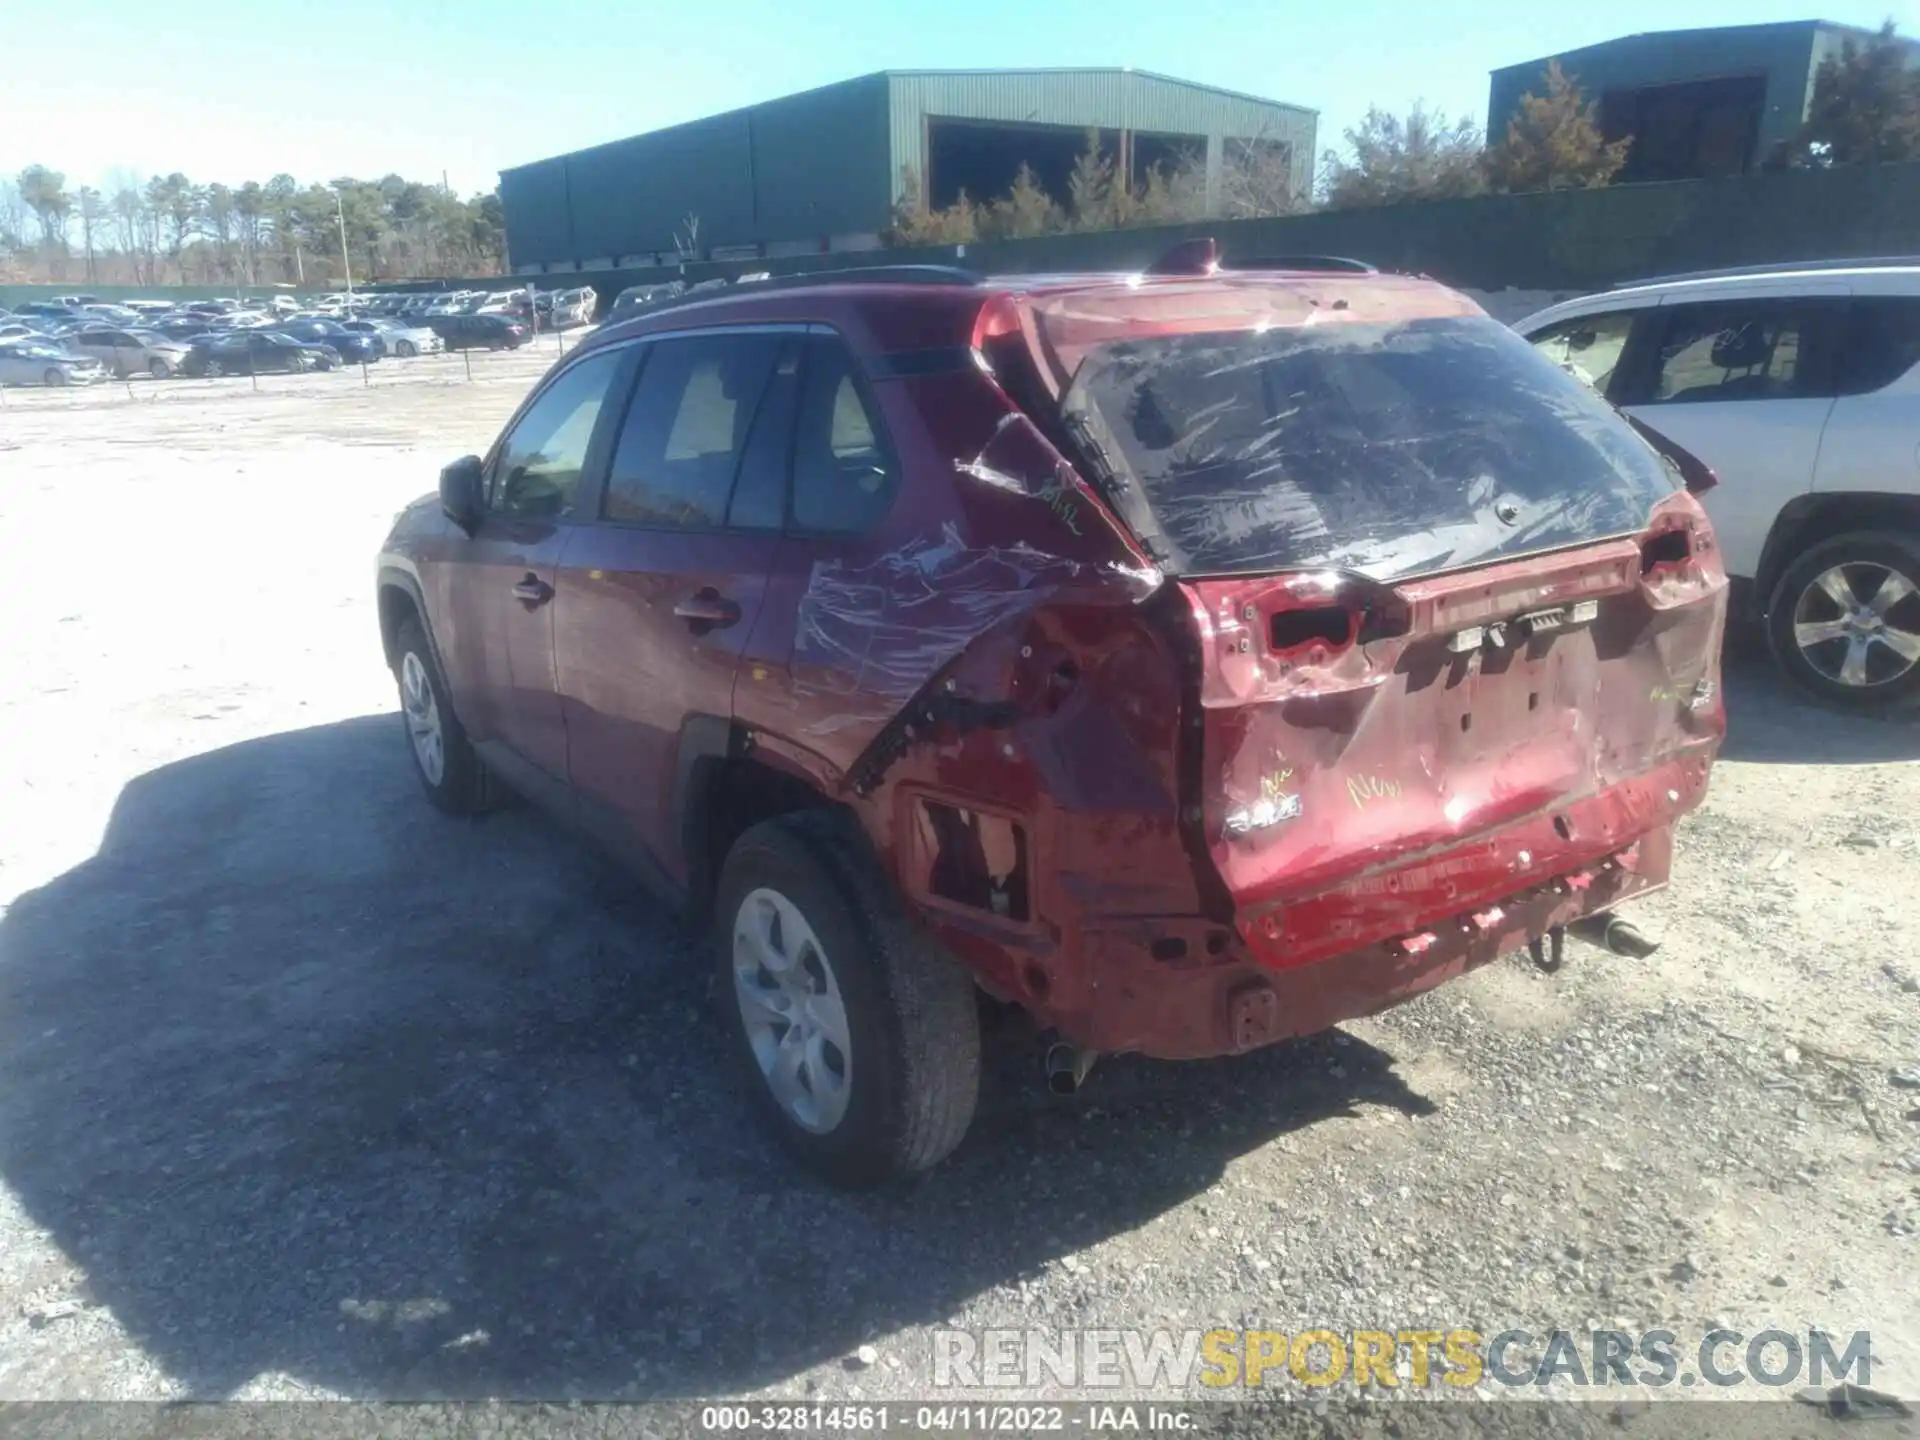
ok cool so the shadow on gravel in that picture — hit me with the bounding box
[0,715,1432,1401]
[1719,644,1920,766]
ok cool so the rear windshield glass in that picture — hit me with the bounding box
[1064,316,1676,582]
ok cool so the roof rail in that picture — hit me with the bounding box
[1223,255,1378,274]
[1613,255,1920,288]
[607,263,986,324]
[738,263,985,293]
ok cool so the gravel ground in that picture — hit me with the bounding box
[0,354,1917,1425]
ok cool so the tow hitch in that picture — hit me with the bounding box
[1527,927,1567,973]
[1532,912,1662,971]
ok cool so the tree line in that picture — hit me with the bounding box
[887,20,1920,241]
[0,170,505,288]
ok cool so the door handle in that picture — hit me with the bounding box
[511,574,554,606]
[673,589,741,628]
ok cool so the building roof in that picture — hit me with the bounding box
[502,67,1314,174]
[878,67,1318,117]
[1489,18,1892,78]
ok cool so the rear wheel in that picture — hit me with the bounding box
[204,360,225,378]
[716,813,980,1187]
[393,616,497,815]
[1768,531,1920,709]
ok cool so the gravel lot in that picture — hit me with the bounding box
[0,351,1917,1422]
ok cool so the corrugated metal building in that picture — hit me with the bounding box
[499,69,1316,273]
[1488,20,1920,184]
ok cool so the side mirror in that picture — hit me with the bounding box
[439,455,486,532]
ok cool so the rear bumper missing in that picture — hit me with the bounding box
[1051,824,1670,1060]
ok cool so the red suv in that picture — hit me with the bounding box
[376,249,1727,1186]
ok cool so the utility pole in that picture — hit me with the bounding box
[335,187,353,303]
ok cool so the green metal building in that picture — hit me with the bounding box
[499,69,1316,274]
[1488,20,1920,184]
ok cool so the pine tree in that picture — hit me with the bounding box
[984,164,1065,239]
[1797,21,1920,165]
[1485,61,1632,192]
[1067,131,1116,231]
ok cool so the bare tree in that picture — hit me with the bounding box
[1217,129,1307,217]
[674,211,703,262]
[1320,103,1486,209]
[76,186,103,280]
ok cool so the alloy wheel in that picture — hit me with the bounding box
[399,651,445,785]
[732,886,852,1134]
[1791,562,1920,690]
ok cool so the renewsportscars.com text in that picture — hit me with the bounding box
[932,1326,1873,1391]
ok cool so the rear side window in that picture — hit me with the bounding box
[602,332,782,528]
[1838,297,1920,396]
[488,348,624,519]
[1644,301,1815,404]
[1526,310,1639,397]
[791,337,896,533]
[1064,316,1675,582]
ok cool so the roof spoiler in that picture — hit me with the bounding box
[1146,239,1378,277]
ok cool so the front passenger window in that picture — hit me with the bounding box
[1527,311,1636,397]
[490,348,623,519]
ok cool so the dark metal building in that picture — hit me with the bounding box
[1489,21,1920,184]
[500,69,1315,273]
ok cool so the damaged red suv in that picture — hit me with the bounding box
[376,247,1726,1185]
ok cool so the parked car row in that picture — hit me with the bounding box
[0,293,544,383]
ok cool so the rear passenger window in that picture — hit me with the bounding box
[1526,311,1638,397]
[725,340,802,531]
[602,333,781,527]
[488,348,623,519]
[791,338,895,533]
[1838,297,1920,396]
[1646,302,1812,404]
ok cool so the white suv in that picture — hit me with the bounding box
[1517,262,1920,709]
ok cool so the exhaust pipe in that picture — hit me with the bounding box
[1044,1043,1097,1096]
[1568,912,1661,958]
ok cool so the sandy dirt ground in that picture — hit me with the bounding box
[0,350,1916,1427]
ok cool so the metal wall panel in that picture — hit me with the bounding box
[499,159,573,271]
[1487,21,1826,163]
[500,70,1317,268]
[887,70,1317,203]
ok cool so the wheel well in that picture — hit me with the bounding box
[686,756,839,918]
[1756,494,1920,613]
[377,582,421,670]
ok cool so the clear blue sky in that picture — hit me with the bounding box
[2,0,1912,197]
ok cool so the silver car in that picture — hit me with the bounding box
[0,341,105,386]
[65,327,194,379]
[344,318,443,358]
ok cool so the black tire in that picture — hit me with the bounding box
[1767,530,1920,710]
[392,615,498,815]
[396,340,416,358]
[148,358,170,379]
[42,368,66,387]
[204,360,224,378]
[716,812,981,1187]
